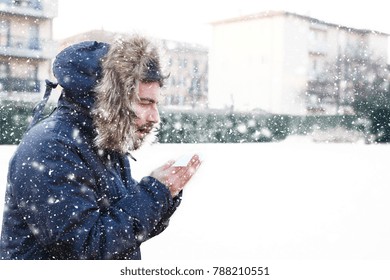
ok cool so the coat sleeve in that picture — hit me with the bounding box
[145,186,182,239]
[9,134,180,259]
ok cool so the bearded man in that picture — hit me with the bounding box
[0,35,201,260]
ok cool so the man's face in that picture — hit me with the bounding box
[133,81,161,149]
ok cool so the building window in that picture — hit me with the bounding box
[30,0,42,9]
[308,28,327,55]
[29,24,40,50]
[193,60,199,74]
[11,0,41,9]
[12,0,28,7]
[179,58,187,69]
[0,63,9,78]
[0,62,9,92]
[0,20,10,47]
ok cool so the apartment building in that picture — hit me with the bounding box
[60,30,209,109]
[160,39,208,109]
[208,11,389,115]
[0,0,57,101]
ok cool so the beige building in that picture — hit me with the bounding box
[208,11,389,115]
[60,30,209,109]
[0,0,57,101]
[161,39,208,109]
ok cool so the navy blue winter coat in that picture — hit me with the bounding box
[0,41,181,259]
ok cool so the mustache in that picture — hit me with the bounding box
[137,123,159,133]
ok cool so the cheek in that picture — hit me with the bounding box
[133,105,146,122]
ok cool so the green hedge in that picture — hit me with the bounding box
[158,110,291,143]
[1,100,360,145]
[1,100,33,145]
[158,110,360,143]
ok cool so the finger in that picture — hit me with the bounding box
[162,159,176,170]
[187,158,202,174]
[166,156,202,191]
[178,161,201,186]
[176,156,201,178]
[189,154,199,163]
[188,154,202,167]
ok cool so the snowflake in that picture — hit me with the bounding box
[31,161,45,172]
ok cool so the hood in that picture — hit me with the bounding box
[53,41,110,109]
[53,35,165,154]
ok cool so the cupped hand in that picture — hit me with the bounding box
[150,154,202,197]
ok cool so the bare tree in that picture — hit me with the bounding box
[306,45,390,141]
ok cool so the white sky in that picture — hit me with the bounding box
[53,0,390,46]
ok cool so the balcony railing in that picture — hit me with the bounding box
[0,77,40,93]
[0,0,57,18]
[0,36,57,59]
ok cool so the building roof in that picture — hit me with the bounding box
[210,10,389,36]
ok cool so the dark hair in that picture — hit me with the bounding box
[140,59,169,87]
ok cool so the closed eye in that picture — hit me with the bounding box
[139,98,158,106]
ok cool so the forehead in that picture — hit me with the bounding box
[138,82,160,99]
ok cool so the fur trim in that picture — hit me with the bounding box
[92,34,164,154]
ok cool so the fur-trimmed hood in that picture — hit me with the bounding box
[53,35,165,154]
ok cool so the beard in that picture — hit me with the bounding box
[131,123,159,151]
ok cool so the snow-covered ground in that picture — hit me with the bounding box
[1,138,390,260]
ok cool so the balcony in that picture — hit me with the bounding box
[0,36,57,59]
[0,77,40,93]
[0,0,57,19]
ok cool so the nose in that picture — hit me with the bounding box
[147,106,160,124]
